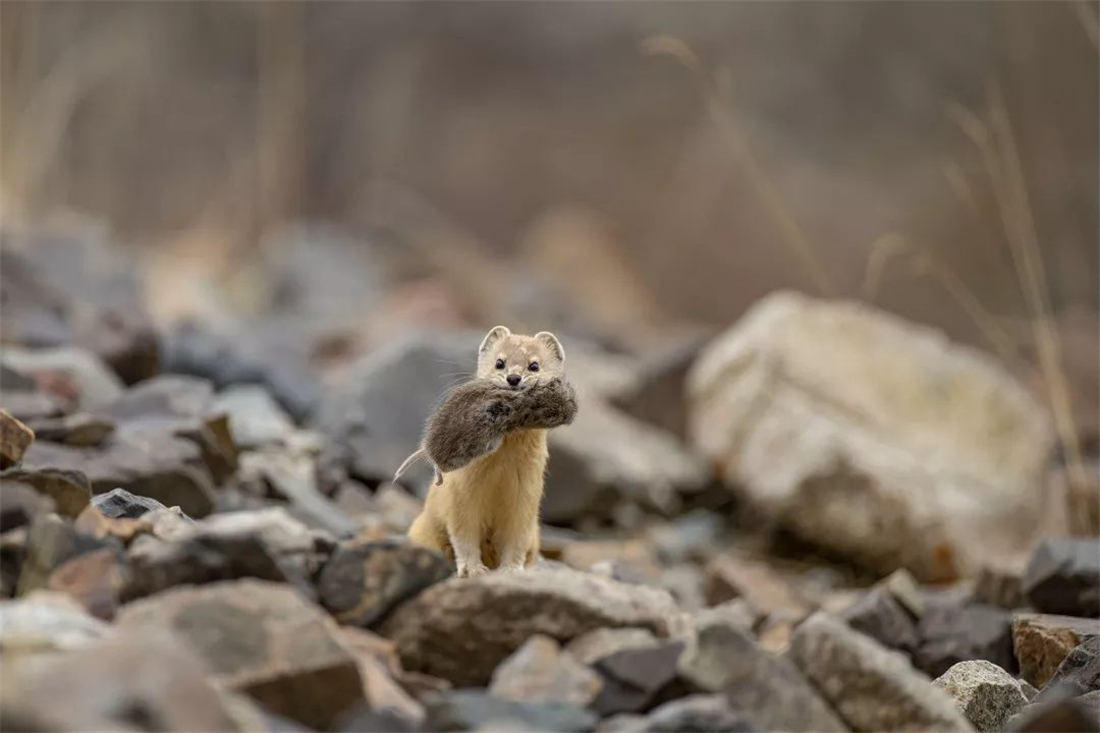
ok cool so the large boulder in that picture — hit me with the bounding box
[789,612,973,731]
[932,660,1028,732]
[116,579,364,729]
[687,292,1053,581]
[379,565,679,687]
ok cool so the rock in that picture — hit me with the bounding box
[336,627,425,725]
[545,397,709,522]
[0,345,125,407]
[91,487,171,518]
[0,630,244,732]
[915,602,1016,678]
[239,448,356,536]
[974,561,1027,610]
[1,468,91,518]
[1023,539,1100,617]
[840,587,919,654]
[646,509,725,564]
[47,546,126,620]
[2,389,63,423]
[882,568,927,619]
[423,689,597,732]
[789,611,973,731]
[566,627,662,665]
[677,618,846,731]
[658,564,708,611]
[0,481,53,532]
[24,412,114,447]
[213,384,296,449]
[162,319,322,423]
[0,592,109,652]
[123,507,326,601]
[116,579,365,729]
[608,335,708,441]
[591,639,685,715]
[560,539,661,578]
[689,599,759,634]
[314,332,476,488]
[1008,689,1100,732]
[933,660,1029,732]
[318,537,451,627]
[608,694,754,733]
[17,513,109,595]
[688,291,1054,581]
[704,551,809,620]
[490,634,603,707]
[1013,613,1100,688]
[1033,636,1100,703]
[0,409,34,468]
[380,565,679,686]
[374,483,424,533]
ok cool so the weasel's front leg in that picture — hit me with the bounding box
[494,517,537,573]
[448,512,488,578]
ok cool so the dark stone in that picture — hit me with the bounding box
[592,641,686,715]
[1024,539,1100,618]
[841,587,919,654]
[678,620,846,732]
[423,690,597,732]
[335,706,418,733]
[318,538,451,628]
[642,694,755,733]
[608,335,708,441]
[1009,686,1100,732]
[25,413,114,447]
[1034,637,1100,704]
[1013,613,1100,688]
[92,488,171,519]
[915,602,1016,677]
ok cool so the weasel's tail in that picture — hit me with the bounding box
[393,448,426,483]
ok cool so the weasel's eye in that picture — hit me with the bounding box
[495,359,505,370]
[528,362,539,372]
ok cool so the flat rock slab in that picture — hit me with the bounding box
[933,660,1028,732]
[318,538,451,628]
[117,579,364,730]
[379,565,679,687]
[789,611,973,731]
[1013,613,1100,688]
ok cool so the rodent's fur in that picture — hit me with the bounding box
[406,326,576,577]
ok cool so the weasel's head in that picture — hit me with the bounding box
[476,326,565,388]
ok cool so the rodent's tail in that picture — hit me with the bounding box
[392,448,426,484]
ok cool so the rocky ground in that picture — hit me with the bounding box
[1,222,1098,732]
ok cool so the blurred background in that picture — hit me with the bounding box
[1,2,1099,730]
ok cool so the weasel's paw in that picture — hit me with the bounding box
[498,562,526,574]
[456,561,489,578]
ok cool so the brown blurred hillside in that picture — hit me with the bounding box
[2,1,1097,344]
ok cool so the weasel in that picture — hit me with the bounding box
[405,326,576,576]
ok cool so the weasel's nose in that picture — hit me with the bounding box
[507,374,521,386]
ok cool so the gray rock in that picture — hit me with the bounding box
[0,630,245,732]
[841,587,919,654]
[916,602,1016,678]
[638,694,754,732]
[116,579,365,730]
[678,619,846,732]
[0,480,54,532]
[24,412,114,447]
[1034,636,1100,704]
[423,689,597,732]
[1013,613,1100,688]
[608,335,708,441]
[92,487,171,519]
[318,537,451,627]
[379,565,679,687]
[18,513,110,595]
[239,448,356,536]
[687,291,1054,581]
[47,546,127,620]
[1023,539,1100,618]
[0,346,125,407]
[214,385,296,448]
[591,639,685,715]
[565,627,662,665]
[1007,687,1100,732]
[932,660,1028,732]
[490,634,603,707]
[647,509,725,564]
[123,507,326,601]
[789,611,973,731]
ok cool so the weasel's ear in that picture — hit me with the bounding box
[535,331,565,363]
[479,325,511,355]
